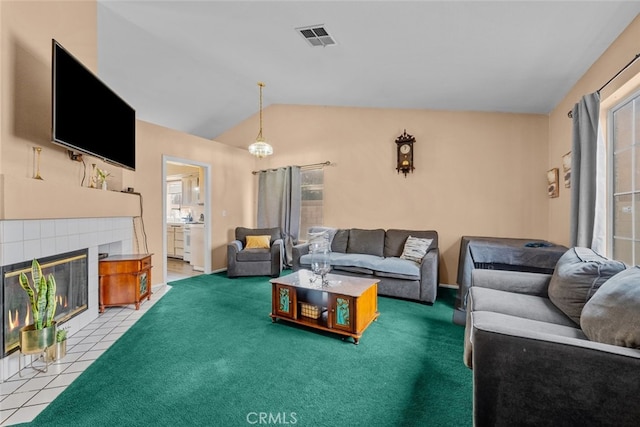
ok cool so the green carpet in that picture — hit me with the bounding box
[27,273,472,426]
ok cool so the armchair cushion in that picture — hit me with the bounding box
[235,226,282,246]
[548,247,626,325]
[581,266,640,348]
[245,235,271,249]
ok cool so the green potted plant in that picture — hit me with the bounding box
[18,259,57,355]
[96,167,110,190]
[47,328,67,362]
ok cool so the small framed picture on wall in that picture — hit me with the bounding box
[562,151,571,188]
[547,168,559,198]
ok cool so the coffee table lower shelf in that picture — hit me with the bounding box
[269,270,379,344]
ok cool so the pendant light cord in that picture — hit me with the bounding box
[257,82,265,140]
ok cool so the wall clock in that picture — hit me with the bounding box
[395,129,415,177]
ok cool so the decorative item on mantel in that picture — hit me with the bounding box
[248,81,274,158]
[395,129,415,177]
[96,167,110,190]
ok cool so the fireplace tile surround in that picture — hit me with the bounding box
[0,217,135,381]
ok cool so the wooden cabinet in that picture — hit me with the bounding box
[99,254,153,313]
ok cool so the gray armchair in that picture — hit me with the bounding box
[227,227,283,278]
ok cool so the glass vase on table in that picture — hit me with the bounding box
[311,248,331,286]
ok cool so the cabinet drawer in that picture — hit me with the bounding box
[99,256,152,275]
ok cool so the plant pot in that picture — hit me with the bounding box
[46,340,67,362]
[19,323,56,355]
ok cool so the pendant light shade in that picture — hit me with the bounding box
[248,82,273,158]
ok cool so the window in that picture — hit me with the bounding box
[610,90,640,265]
[299,168,324,241]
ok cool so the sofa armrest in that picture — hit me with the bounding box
[292,242,310,271]
[472,313,640,426]
[471,269,551,297]
[270,239,283,277]
[226,240,243,277]
[418,248,439,303]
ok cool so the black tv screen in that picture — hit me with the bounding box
[52,39,135,171]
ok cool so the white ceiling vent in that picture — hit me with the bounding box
[296,25,336,47]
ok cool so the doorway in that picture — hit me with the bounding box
[162,155,212,283]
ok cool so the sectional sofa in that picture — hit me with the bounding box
[464,247,640,426]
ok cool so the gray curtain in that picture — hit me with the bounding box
[257,166,301,266]
[570,92,600,247]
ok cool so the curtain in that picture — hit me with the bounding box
[570,92,600,248]
[257,166,301,266]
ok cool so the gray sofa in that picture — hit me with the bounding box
[292,227,439,303]
[464,247,640,426]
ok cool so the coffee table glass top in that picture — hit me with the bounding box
[270,269,379,297]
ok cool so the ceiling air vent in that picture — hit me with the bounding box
[296,25,336,47]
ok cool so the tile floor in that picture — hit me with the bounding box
[0,258,202,426]
[0,283,170,426]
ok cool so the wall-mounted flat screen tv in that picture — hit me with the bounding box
[52,39,136,171]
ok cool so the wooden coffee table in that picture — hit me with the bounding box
[269,269,379,344]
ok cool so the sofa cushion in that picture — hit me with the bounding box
[373,257,420,280]
[400,236,433,263]
[245,235,271,249]
[331,229,349,253]
[548,247,626,325]
[347,229,385,257]
[334,265,375,275]
[384,229,437,257]
[469,286,577,327]
[581,266,640,348]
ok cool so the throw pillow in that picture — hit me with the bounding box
[581,266,640,348]
[400,236,433,263]
[547,247,626,325]
[245,235,271,249]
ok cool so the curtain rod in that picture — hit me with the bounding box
[567,52,640,118]
[252,161,332,175]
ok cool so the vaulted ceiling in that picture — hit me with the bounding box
[96,1,640,142]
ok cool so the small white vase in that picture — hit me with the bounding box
[101,181,107,191]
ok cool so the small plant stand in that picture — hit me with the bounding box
[18,346,52,376]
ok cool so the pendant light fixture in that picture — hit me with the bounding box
[248,82,273,158]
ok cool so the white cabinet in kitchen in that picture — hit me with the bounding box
[190,224,205,271]
[167,224,184,259]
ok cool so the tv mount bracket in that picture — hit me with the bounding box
[67,150,83,162]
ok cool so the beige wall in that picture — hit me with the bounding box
[3,1,639,287]
[548,14,640,249]
[217,106,550,284]
[0,1,256,285]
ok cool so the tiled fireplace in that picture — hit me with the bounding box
[0,217,135,381]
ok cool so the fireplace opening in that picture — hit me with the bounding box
[1,249,88,357]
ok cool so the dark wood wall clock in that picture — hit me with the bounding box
[395,129,415,177]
